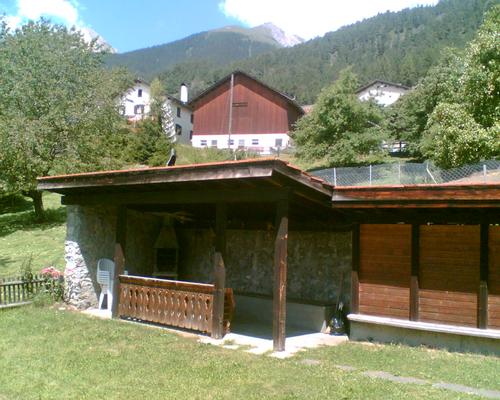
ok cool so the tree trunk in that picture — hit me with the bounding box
[27,190,45,221]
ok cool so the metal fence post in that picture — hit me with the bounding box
[483,164,487,183]
[398,163,401,184]
[333,167,337,186]
[369,165,372,186]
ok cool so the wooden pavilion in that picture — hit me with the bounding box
[37,159,500,353]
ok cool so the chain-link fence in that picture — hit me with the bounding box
[311,159,500,186]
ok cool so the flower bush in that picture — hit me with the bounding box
[40,266,64,301]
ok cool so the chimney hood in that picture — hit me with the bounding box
[154,218,178,249]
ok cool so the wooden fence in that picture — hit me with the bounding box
[118,275,235,335]
[0,276,45,306]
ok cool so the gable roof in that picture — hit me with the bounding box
[355,80,410,94]
[188,70,304,115]
[37,158,333,197]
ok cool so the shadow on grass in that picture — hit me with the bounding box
[0,207,67,237]
[0,255,14,270]
[0,194,33,215]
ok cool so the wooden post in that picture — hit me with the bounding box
[111,206,127,318]
[478,224,489,329]
[212,203,227,339]
[215,203,227,257]
[351,224,360,314]
[212,252,226,339]
[273,200,288,352]
[410,224,420,321]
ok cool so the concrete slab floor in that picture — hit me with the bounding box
[199,332,348,358]
[81,308,348,357]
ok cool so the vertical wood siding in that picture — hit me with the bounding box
[359,224,411,319]
[489,226,500,329]
[419,225,480,327]
[193,74,299,136]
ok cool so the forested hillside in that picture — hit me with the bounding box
[156,0,497,103]
[106,29,281,79]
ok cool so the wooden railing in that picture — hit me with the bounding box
[118,275,235,335]
[0,276,45,306]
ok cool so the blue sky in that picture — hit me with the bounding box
[1,0,439,53]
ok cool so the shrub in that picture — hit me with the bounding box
[39,266,64,302]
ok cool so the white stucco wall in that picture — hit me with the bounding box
[357,84,408,106]
[170,101,193,145]
[192,133,290,155]
[121,82,151,120]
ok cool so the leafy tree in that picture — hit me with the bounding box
[461,4,500,127]
[384,49,463,157]
[291,69,385,166]
[421,103,498,168]
[420,5,500,167]
[0,20,131,219]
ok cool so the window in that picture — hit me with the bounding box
[189,130,193,140]
[211,140,218,148]
[138,89,143,97]
[175,124,182,136]
[251,138,259,146]
[176,107,181,117]
[238,139,245,147]
[228,139,234,146]
[275,138,283,148]
[134,105,144,115]
[200,140,207,147]
[190,114,194,123]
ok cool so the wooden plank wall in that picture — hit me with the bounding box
[193,74,297,136]
[359,224,411,319]
[419,225,480,327]
[489,226,500,329]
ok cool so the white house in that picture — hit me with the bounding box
[121,80,151,121]
[120,81,193,144]
[356,80,410,107]
[166,84,193,145]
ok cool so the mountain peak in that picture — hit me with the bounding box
[80,27,116,53]
[253,22,304,47]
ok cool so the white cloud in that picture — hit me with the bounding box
[6,0,82,29]
[4,15,22,30]
[219,0,440,39]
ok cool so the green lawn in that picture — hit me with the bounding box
[0,193,66,279]
[0,307,497,400]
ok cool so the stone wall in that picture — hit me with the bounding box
[64,206,162,309]
[65,205,352,310]
[178,228,352,306]
[125,210,162,276]
[65,205,116,309]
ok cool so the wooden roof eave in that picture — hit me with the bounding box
[37,162,279,194]
[36,160,335,210]
[331,184,500,209]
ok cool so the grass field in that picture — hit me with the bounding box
[1,306,498,400]
[0,193,66,279]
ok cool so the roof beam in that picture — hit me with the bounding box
[61,188,290,206]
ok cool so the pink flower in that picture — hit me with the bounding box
[41,266,62,279]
